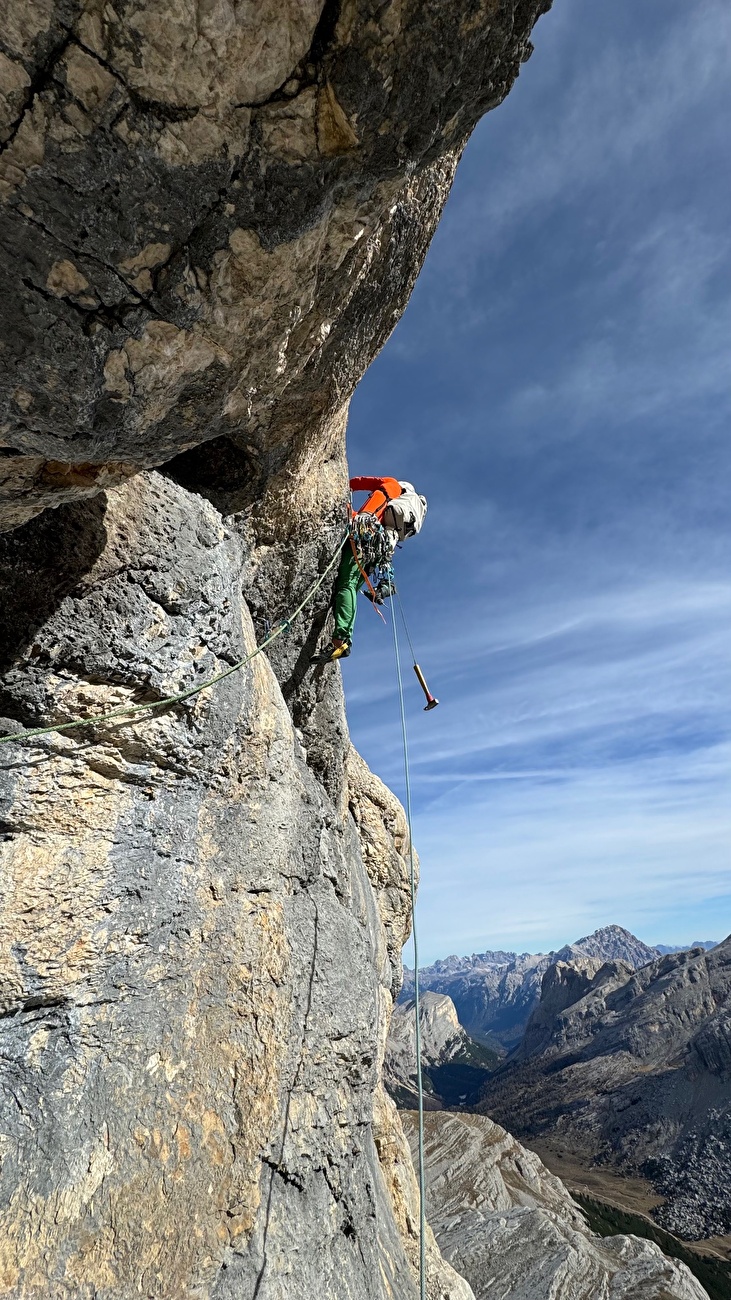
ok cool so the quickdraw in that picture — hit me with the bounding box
[348,510,394,571]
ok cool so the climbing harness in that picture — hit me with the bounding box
[389,574,427,1300]
[346,511,392,619]
[0,531,348,749]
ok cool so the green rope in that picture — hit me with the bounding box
[389,578,427,1300]
[0,532,347,749]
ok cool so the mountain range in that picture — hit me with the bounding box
[394,926,729,1242]
[402,925,672,1050]
[477,936,731,1240]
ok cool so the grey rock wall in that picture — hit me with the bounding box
[0,472,471,1298]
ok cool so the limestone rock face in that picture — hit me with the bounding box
[0,0,549,530]
[402,1111,710,1300]
[386,993,500,1111]
[387,993,466,1091]
[0,471,472,1298]
[391,993,466,1070]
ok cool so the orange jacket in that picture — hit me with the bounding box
[349,476,402,520]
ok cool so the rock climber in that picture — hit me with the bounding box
[312,476,427,663]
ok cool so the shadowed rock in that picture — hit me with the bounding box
[0,0,549,529]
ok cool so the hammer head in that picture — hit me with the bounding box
[423,697,439,712]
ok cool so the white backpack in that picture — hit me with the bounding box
[382,482,427,540]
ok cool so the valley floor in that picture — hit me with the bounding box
[526,1138,731,1268]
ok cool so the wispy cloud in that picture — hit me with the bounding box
[349,577,731,774]
[411,742,731,957]
[505,215,731,440]
[421,0,731,292]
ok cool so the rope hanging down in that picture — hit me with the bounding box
[389,579,427,1300]
[0,531,348,749]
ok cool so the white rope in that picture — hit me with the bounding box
[389,586,427,1300]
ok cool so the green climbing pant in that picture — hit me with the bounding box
[333,543,366,644]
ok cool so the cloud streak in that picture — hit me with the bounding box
[419,0,731,296]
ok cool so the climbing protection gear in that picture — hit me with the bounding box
[363,564,396,606]
[0,532,349,749]
[349,511,395,572]
[388,572,427,1300]
[330,514,394,647]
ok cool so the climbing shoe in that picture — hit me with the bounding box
[310,639,351,664]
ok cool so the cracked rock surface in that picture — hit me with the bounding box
[0,471,473,1298]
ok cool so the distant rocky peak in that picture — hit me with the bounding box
[409,950,519,980]
[541,955,635,1015]
[415,925,661,985]
[561,924,658,969]
[539,956,605,1014]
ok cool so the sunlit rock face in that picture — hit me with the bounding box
[0,0,548,530]
[0,471,478,1298]
[403,1111,710,1300]
[388,992,467,1083]
[478,940,731,1240]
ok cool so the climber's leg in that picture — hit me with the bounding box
[333,544,364,646]
[311,545,364,663]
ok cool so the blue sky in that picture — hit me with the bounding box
[342,0,731,962]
